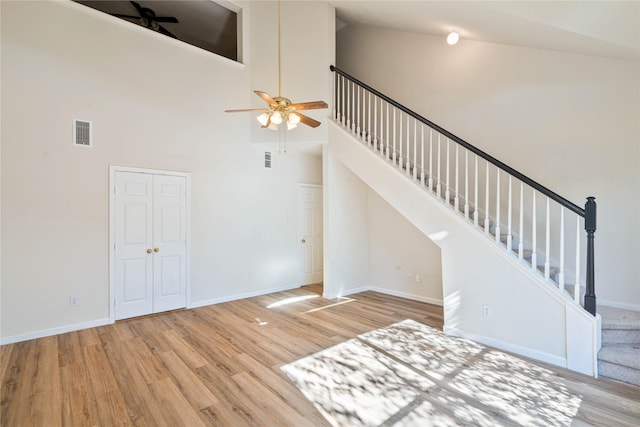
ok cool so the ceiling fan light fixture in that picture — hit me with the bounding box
[447,31,460,45]
[288,113,301,126]
[267,122,279,131]
[257,112,270,126]
[271,111,283,124]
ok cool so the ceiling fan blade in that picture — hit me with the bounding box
[225,108,267,113]
[154,16,179,23]
[130,1,144,13]
[296,113,321,128]
[290,101,328,111]
[112,14,140,20]
[254,91,276,105]
[157,25,178,39]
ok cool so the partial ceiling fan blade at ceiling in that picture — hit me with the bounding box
[112,14,140,20]
[291,101,328,111]
[154,16,179,23]
[254,91,276,106]
[224,108,268,113]
[157,25,178,39]
[130,1,144,13]
[296,112,321,128]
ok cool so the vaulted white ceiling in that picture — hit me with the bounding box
[330,1,640,60]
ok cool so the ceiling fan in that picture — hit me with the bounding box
[111,1,179,39]
[224,1,328,130]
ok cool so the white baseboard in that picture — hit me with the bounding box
[369,287,443,306]
[598,299,640,312]
[443,325,567,369]
[188,283,301,309]
[323,286,370,299]
[0,318,111,345]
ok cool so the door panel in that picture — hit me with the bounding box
[152,174,187,312]
[115,172,153,320]
[299,185,323,285]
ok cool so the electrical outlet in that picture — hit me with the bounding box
[415,274,421,283]
[482,305,491,318]
[69,296,78,307]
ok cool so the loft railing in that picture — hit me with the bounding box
[330,65,597,316]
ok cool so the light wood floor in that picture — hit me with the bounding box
[1,285,639,426]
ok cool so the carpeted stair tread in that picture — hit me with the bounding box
[598,306,640,330]
[598,344,640,370]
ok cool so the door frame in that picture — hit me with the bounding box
[297,183,323,286]
[109,165,191,323]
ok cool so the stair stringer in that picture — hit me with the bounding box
[326,120,600,376]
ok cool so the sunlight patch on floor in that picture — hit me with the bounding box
[266,294,319,308]
[281,319,582,426]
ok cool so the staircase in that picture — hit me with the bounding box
[327,65,601,377]
[598,306,640,386]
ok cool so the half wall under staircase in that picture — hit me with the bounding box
[324,66,601,377]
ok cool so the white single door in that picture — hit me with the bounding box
[299,185,323,285]
[152,174,187,313]
[114,171,187,320]
[114,172,154,319]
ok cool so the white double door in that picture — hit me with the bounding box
[114,171,188,320]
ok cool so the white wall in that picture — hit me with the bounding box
[367,190,443,305]
[323,153,369,298]
[337,25,640,310]
[0,0,333,341]
[327,121,599,375]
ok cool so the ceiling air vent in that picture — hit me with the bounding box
[73,119,92,147]
[264,151,272,169]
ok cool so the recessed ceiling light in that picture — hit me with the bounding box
[447,31,460,46]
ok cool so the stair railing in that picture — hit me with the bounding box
[330,65,597,316]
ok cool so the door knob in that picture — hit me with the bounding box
[146,249,152,254]
[154,247,160,252]
[301,239,306,243]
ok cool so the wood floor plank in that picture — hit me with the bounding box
[149,377,207,427]
[1,285,638,426]
[159,350,219,410]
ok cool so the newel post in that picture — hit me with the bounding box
[584,197,597,316]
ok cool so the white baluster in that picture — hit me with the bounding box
[544,197,551,280]
[428,129,434,192]
[351,81,356,133]
[495,169,501,242]
[421,125,425,185]
[474,155,479,226]
[485,164,490,234]
[559,207,565,291]
[399,113,403,168]
[413,120,417,178]
[454,144,459,212]
[437,134,442,198]
[507,176,513,252]
[367,91,371,145]
[393,108,397,164]
[407,116,418,179]
[575,217,581,303]
[356,85,361,137]
[445,139,451,204]
[340,76,344,124]
[386,104,390,160]
[346,80,350,129]
[372,95,377,149]
[464,150,469,219]
[519,182,524,260]
[532,192,538,271]
[332,72,336,120]
[406,115,411,173]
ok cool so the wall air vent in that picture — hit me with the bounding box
[265,151,272,169]
[73,119,92,147]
